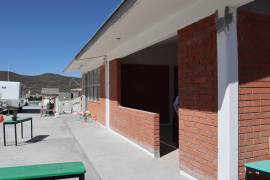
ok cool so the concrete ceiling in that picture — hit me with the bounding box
[79,0,196,59]
[65,0,254,73]
[240,0,270,15]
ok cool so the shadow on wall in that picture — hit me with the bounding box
[237,7,270,179]
[178,14,218,113]
[106,3,270,114]
[238,11,270,86]
[121,64,170,124]
[178,8,270,113]
[220,2,270,111]
[176,5,270,179]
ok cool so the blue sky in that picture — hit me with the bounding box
[0,0,121,77]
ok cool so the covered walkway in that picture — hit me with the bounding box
[66,116,187,180]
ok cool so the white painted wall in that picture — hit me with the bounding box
[217,7,239,180]
[105,58,110,128]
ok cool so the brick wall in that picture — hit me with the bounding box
[110,60,160,156]
[88,65,106,125]
[178,14,218,179]
[238,10,270,180]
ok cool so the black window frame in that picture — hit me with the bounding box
[83,68,100,101]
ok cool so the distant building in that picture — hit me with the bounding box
[58,92,72,101]
[70,88,82,98]
[41,88,59,96]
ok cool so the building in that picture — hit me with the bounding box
[70,88,82,99]
[65,0,270,179]
[41,88,60,96]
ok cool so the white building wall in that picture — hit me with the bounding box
[217,7,239,180]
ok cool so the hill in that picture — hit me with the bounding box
[0,71,81,95]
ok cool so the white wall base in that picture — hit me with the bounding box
[180,170,198,180]
[94,119,155,158]
[109,128,155,158]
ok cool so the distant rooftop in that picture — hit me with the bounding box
[70,88,82,92]
[41,88,60,95]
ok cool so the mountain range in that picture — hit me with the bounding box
[0,71,81,95]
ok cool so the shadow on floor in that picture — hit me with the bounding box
[22,109,40,114]
[26,135,49,143]
[160,141,178,156]
[160,124,178,157]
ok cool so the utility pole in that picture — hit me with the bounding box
[71,78,80,86]
[7,64,10,81]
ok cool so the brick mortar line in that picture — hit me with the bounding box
[239,111,270,114]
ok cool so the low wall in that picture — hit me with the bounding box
[71,97,82,112]
[110,59,160,157]
[56,96,84,114]
[111,105,160,156]
[88,99,105,125]
[56,100,72,114]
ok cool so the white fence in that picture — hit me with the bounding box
[55,96,86,115]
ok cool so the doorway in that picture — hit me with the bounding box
[120,36,179,156]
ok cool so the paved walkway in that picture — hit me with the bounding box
[0,113,100,180]
[65,115,187,180]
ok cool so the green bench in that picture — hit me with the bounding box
[0,162,86,180]
[245,160,270,179]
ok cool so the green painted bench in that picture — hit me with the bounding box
[0,162,86,180]
[245,160,270,179]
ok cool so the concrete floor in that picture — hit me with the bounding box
[0,113,100,180]
[0,113,187,180]
[66,116,188,180]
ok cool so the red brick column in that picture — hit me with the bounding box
[88,65,106,125]
[238,11,270,180]
[178,14,218,179]
[109,59,160,157]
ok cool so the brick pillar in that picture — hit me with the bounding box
[110,60,121,105]
[178,14,218,179]
[109,59,121,129]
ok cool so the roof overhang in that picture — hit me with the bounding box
[64,55,106,73]
[64,0,254,73]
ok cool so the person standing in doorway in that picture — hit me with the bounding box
[173,96,179,146]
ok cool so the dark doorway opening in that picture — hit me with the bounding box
[120,37,179,156]
[121,64,169,124]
